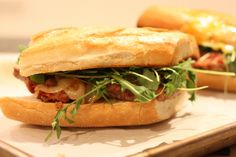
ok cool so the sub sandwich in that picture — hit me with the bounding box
[0,27,199,138]
[138,6,236,91]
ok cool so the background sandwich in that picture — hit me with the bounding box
[0,27,199,138]
[138,6,236,92]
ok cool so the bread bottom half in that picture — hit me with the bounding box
[197,73,236,92]
[0,91,187,127]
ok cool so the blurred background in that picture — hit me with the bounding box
[0,0,236,51]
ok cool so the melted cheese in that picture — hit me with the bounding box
[181,13,236,47]
[35,78,86,100]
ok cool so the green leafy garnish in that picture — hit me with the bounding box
[112,75,157,102]
[43,60,199,141]
[137,69,159,90]
[180,67,235,76]
[29,74,45,84]
[186,71,197,101]
[228,60,236,73]
[46,78,112,140]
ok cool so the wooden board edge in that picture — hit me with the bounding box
[129,121,236,157]
[0,139,32,157]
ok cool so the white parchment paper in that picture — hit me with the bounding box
[0,53,236,157]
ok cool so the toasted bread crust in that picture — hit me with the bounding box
[18,27,199,76]
[138,6,236,92]
[0,91,186,127]
[197,73,236,92]
[137,6,190,30]
[137,6,236,47]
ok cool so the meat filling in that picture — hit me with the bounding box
[193,52,226,71]
[14,68,170,103]
[37,90,70,103]
[14,68,36,93]
[106,84,135,101]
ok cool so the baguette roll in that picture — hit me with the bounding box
[0,27,198,127]
[0,91,186,127]
[138,6,236,92]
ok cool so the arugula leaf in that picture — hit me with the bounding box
[165,59,197,100]
[112,75,157,102]
[152,69,160,83]
[50,109,65,140]
[29,74,45,84]
[64,116,74,124]
[137,69,159,90]
[186,79,196,101]
[160,68,182,96]
[228,59,236,73]
[184,68,235,76]
[56,122,62,139]
[70,99,81,115]
[127,71,153,82]
[93,82,108,102]
[165,72,186,96]
[46,78,112,140]
[165,83,176,96]
[187,71,196,101]
[188,70,196,81]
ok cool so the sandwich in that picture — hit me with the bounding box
[138,6,236,91]
[0,27,199,138]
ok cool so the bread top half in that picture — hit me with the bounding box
[138,6,236,47]
[18,27,199,76]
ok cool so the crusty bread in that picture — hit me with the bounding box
[0,91,186,127]
[138,6,236,92]
[138,6,190,30]
[137,6,236,47]
[197,73,236,92]
[19,27,199,77]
